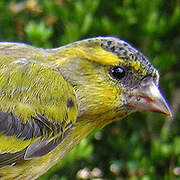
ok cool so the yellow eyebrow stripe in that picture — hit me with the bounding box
[82,46,120,65]
[53,45,146,75]
[56,46,120,66]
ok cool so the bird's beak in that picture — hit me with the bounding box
[125,78,172,116]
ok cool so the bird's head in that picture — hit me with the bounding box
[54,37,172,126]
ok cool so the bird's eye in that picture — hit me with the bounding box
[110,66,125,80]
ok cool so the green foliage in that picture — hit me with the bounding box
[25,21,53,47]
[0,0,179,179]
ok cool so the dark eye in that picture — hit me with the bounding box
[110,66,125,80]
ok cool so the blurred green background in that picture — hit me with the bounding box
[0,0,179,179]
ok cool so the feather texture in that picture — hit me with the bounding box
[0,37,170,180]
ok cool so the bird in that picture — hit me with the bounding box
[0,37,171,180]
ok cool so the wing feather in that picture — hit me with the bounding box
[0,44,78,168]
[0,149,26,168]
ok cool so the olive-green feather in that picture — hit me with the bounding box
[0,37,164,180]
[0,43,78,166]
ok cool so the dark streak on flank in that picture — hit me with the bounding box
[67,99,74,108]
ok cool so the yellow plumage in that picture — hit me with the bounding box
[0,37,171,179]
